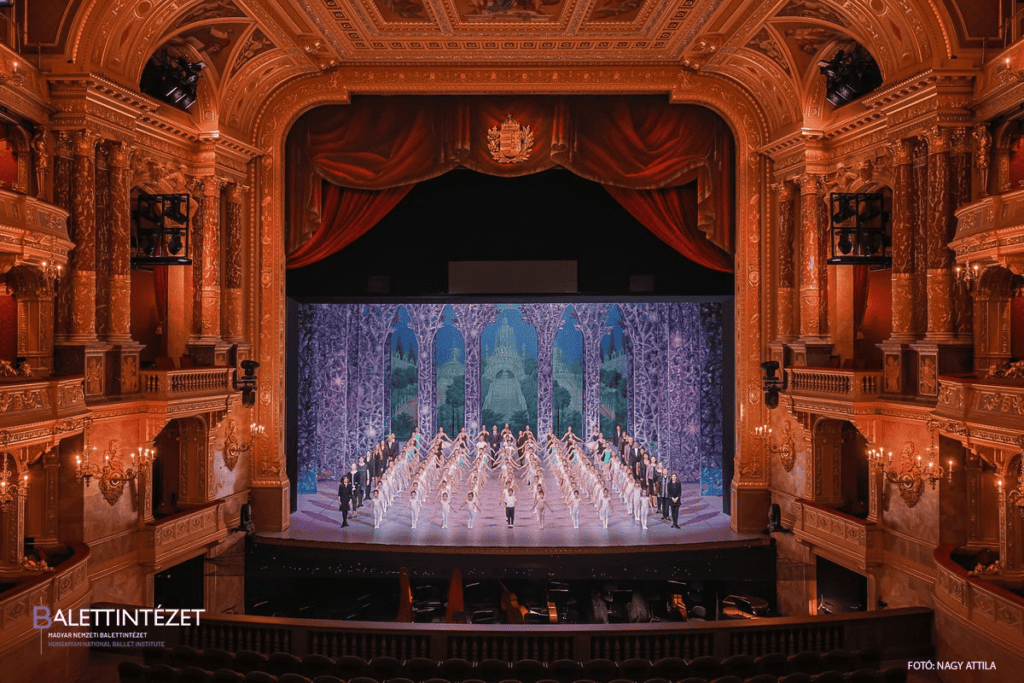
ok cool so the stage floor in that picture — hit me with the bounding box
[261,474,755,552]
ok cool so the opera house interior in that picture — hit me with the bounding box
[1,0,1024,682]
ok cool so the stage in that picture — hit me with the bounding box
[261,477,756,553]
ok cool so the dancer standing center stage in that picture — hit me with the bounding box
[338,425,690,535]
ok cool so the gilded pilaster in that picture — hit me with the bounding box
[223,184,246,343]
[68,129,99,342]
[889,138,917,342]
[774,181,797,342]
[924,126,955,341]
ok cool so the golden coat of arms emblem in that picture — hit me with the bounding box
[488,114,534,164]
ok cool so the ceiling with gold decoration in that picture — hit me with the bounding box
[21,0,1001,142]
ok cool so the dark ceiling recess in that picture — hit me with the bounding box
[140,50,206,111]
[286,169,734,299]
[817,45,883,108]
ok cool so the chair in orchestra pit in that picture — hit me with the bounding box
[721,655,757,680]
[580,658,618,683]
[475,659,511,683]
[181,665,214,683]
[650,657,688,681]
[404,657,440,681]
[618,658,652,682]
[744,675,778,683]
[268,653,304,676]
[336,656,371,680]
[368,657,404,682]
[300,655,336,679]
[117,661,146,683]
[212,670,246,683]
[437,659,474,682]
[510,658,546,683]
[822,650,855,673]
[203,648,237,671]
[687,655,722,681]
[787,652,822,676]
[545,659,582,683]
[755,653,789,678]
[852,648,881,672]
[234,650,270,674]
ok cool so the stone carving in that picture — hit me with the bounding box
[779,420,796,472]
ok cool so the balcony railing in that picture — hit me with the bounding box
[935,377,1024,431]
[0,543,91,654]
[162,607,934,661]
[140,367,233,400]
[933,544,1024,654]
[0,376,86,428]
[143,500,227,569]
[951,188,1024,269]
[0,188,73,266]
[793,500,879,572]
[787,368,882,401]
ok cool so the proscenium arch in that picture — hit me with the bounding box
[247,67,772,531]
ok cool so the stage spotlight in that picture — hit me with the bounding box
[760,360,784,409]
[236,359,260,408]
[132,193,192,267]
[816,45,882,108]
[140,50,206,112]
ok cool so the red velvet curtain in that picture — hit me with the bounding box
[603,185,733,273]
[153,265,168,328]
[287,184,415,269]
[287,97,735,271]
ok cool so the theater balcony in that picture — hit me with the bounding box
[138,366,240,422]
[0,376,88,429]
[783,368,883,421]
[793,500,880,575]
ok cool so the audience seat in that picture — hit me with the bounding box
[268,653,303,676]
[721,654,756,679]
[778,673,812,683]
[822,651,854,673]
[756,654,789,678]
[709,676,744,683]
[181,665,214,683]
[337,655,371,679]
[118,661,147,683]
[680,677,710,683]
[688,655,722,681]
[173,646,204,668]
[878,666,907,683]
[811,672,844,683]
[310,677,344,683]
[787,652,822,676]
[143,646,173,666]
[580,658,618,683]
[546,659,582,683]
[650,657,688,681]
[367,657,403,681]
[213,670,246,683]
[204,649,237,671]
[243,672,277,683]
[235,651,270,674]
[852,649,881,672]
[301,655,335,679]
[476,659,512,683]
[349,677,380,683]
[437,659,474,682]
[745,674,778,683]
[386,677,416,683]
[278,674,312,683]
[618,658,652,681]
[510,658,545,683]
[845,669,877,683]
[405,657,440,681]
[150,664,181,682]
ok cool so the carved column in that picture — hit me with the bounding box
[924,126,955,341]
[775,181,798,343]
[572,303,610,442]
[54,130,108,397]
[95,144,110,340]
[792,174,831,366]
[617,304,660,457]
[52,132,73,342]
[453,304,499,435]
[41,447,60,545]
[889,138,917,342]
[996,455,1023,579]
[0,448,26,570]
[105,142,142,395]
[222,184,246,345]
[952,128,973,340]
[188,176,230,366]
[406,304,446,438]
[521,304,567,438]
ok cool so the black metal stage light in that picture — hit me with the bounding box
[827,192,891,267]
[236,360,260,408]
[140,50,206,112]
[760,360,783,409]
[816,45,883,108]
[131,192,192,267]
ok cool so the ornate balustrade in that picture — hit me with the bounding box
[0,376,86,429]
[0,188,73,267]
[0,543,91,654]
[950,188,1024,271]
[142,501,228,571]
[793,500,880,573]
[162,607,933,661]
[933,544,1024,656]
[139,367,233,400]
[936,377,1024,436]
[787,368,882,402]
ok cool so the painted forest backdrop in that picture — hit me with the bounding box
[294,301,727,496]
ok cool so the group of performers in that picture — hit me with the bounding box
[336,423,686,532]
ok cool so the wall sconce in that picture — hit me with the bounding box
[0,434,28,511]
[868,433,950,508]
[756,421,796,472]
[955,261,980,291]
[235,359,260,407]
[760,360,784,409]
[222,419,264,471]
[41,257,63,287]
[76,433,156,506]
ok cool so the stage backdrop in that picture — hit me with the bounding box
[294,301,726,496]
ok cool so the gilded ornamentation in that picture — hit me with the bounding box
[779,421,796,472]
[487,115,534,164]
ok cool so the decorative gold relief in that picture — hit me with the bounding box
[222,419,263,471]
[487,115,534,164]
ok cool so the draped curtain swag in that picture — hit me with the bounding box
[287,97,734,272]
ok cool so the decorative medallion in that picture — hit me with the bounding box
[488,115,534,164]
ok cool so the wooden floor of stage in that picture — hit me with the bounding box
[261,473,756,552]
